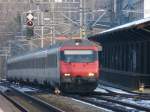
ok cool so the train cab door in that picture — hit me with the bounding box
[45,49,60,88]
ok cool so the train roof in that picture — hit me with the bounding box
[7,39,98,63]
[60,39,98,46]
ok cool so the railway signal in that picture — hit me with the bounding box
[26,11,34,38]
[26,20,33,27]
[26,11,34,27]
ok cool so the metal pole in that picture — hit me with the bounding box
[52,0,55,44]
[29,41,33,50]
[37,5,40,26]
[48,0,52,45]
[41,12,44,48]
[8,40,11,57]
[28,0,30,9]
[80,0,84,39]
[20,14,24,37]
[84,0,86,37]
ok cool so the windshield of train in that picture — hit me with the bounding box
[61,50,98,62]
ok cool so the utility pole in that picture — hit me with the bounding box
[37,4,40,26]
[52,0,55,44]
[35,4,44,48]
[47,0,56,45]
[41,12,44,48]
[80,0,85,39]
[38,0,44,48]
[8,40,11,57]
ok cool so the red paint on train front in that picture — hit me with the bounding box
[60,46,100,79]
[60,61,99,78]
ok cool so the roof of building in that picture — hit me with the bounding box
[88,17,150,42]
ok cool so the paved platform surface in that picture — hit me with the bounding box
[0,94,20,112]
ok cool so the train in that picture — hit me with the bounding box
[7,39,102,93]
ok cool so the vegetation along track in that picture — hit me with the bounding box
[3,87,64,112]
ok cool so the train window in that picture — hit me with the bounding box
[64,50,93,55]
[61,50,98,62]
[7,63,12,70]
[37,57,46,68]
[47,53,57,67]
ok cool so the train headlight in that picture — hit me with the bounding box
[88,73,95,77]
[64,73,71,77]
[75,42,79,46]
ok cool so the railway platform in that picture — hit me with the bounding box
[0,94,20,112]
[89,17,150,90]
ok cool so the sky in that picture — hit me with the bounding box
[144,0,150,18]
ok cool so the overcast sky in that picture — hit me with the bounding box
[144,0,150,18]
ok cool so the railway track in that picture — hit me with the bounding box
[99,81,150,96]
[2,81,150,112]
[93,90,150,100]
[11,84,150,112]
[99,86,150,100]
[91,86,150,112]
[69,94,150,112]
[2,86,64,112]
[92,95,150,111]
[63,87,150,112]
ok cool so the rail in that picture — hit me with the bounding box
[11,87,65,112]
[0,91,29,112]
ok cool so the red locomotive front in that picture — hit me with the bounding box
[60,46,100,93]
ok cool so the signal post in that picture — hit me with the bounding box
[26,10,34,39]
